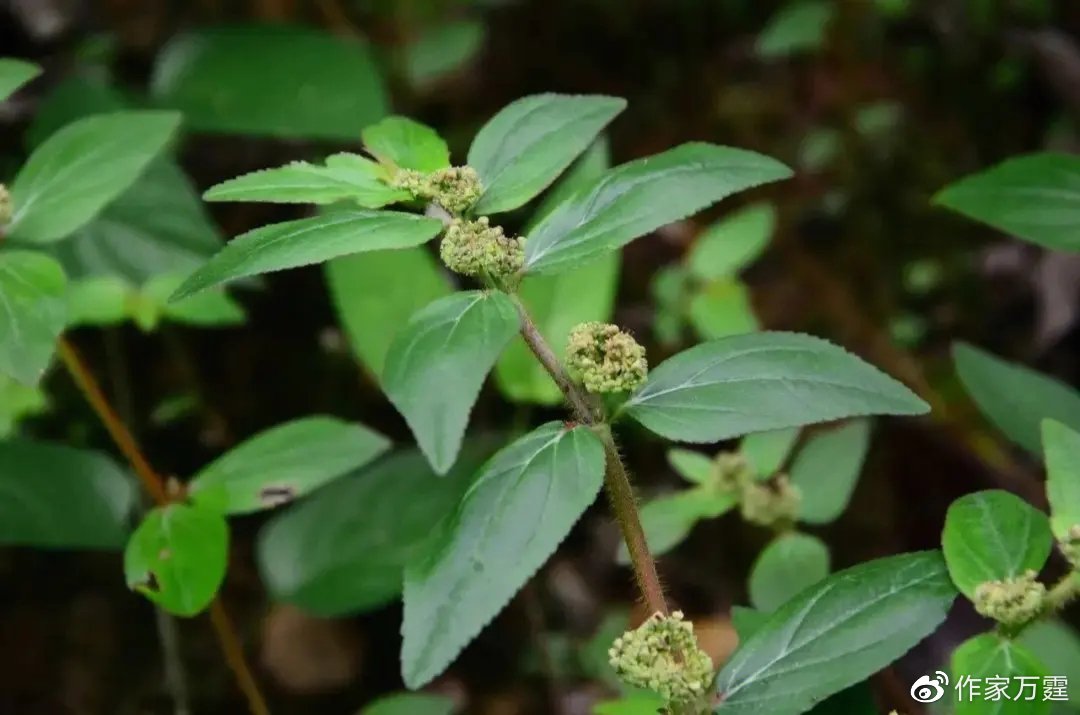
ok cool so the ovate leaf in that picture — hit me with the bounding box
[403,20,485,87]
[942,490,1052,599]
[8,111,180,243]
[171,210,444,299]
[0,440,135,549]
[748,532,830,612]
[204,155,409,207]
[790,420,872,524]
[124,502,228,617]
[402,423,605,687]
[951,633,1049,715]
[687,203,776,281]
[360,692,456,715]
[0,58,40,102]
[188,416,390,514]
[382,291,520,474]
[714,551,957,715]
[934,153,1080,252]
[524,143,791,275]
[624,332,928,443]
[0,251,67,385]
[687,279,759,340]
[1043,419,1080,541]
[756,0,835,59]
[741,427,800,478]
[362,117,450,173]
[468,94,626,214]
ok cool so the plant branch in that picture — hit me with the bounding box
[56,337,272,715]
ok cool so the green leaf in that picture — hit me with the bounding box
[362,116,451,173]
[1043,419,1080,541]
[954,342,1080,455]
[1017,620,1080,706]
[204,155,409,207]
[66,276,129,327]
[171,210,444,299]
[124,502,228,617]
[8,111,180,244]
[494,254,619,404]
[593,692,666,715]
[941,490,1053,599]
[624,332,928,443]
[402,422,606,688]
[756,0,835,59]
[0,251,67,385]
[359,693,456,715]
[934,153,1080,252]
[790,420,872,524]
[617,487,737,562]
[326,247,452,378]
[188,416,389,514]
[748,532,830,612]
[527,137,612,231]
[403,20,485,87]
[0,376,48,437]
[468,94,626,215]
[0,439,135,549]
[152,25,387,140]
[950,633,1049,715]
[26,71,126,147]
[687,203,776,281]
[731,606,769,642]
[714,551,957,715]
[741,427,800,478]
[687,279,759,340]
[524,143,792,275]
[258,442,495,616]
[667,448,715,485]
[147,272,245,328]
[0,58,41,103]
[382,291,520,474]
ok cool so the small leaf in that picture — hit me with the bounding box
[204,155,409,207]
[1043,419,1080,541]
[468,94,626,215]
[66,276,130,327]
[934,153,1080,252]
[0,251,67,385]
[667,448,715,485]
[741,427,800,478]
[592,692,666,715]
[1017,619,1080,706]
[687,279,759,340]
[188,416,390,514]
[0,376,48,437]
[359,692,456,715]
[362,116,451,173]
[748,532,830,612]
[714,551,957,715]
[171,210,444,299]
[0,439,135,549]
[624,332,928,443]
[8,111,180,243]
[382,291,520,474]
[954,342,1080,454]
[402,423,605,688]
[950,633,1049,715]
[941,490,1053,599]
[756,0,835,59]
[617,487,737,562]
[687,203,776,281]
[524,143,792,275]
[124,502,228,617]
[790,420,872,524]
[0,58,41,102]
[403,20,485,88]
[148,273,245,328]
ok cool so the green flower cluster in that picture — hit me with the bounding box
[439,217,525,279]
[566,322,648,394]
[608,611,713,704]
[973,570,1045,627]
[0,184,11,225]
[739,475,801,528]
[393,166,483,214]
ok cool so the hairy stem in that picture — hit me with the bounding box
[1044,571,1080,614]
[57,337,272,715]
[508,296,669,615]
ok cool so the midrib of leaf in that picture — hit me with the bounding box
[392,293,487,367]
[476,100,551,186]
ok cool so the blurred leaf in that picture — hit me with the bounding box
[1018,620,1080,705]
[0,58,40,102]
[667,448,714,485]
[790,420,872,524]
[148,273,245,328]
[592,692,665,715]
[951,633,1049,715]
[188,416,389,515]
[798,128,842,172]
[359,693,456,715]
[941,490,1052,599]
[953,342,1080,454]
[854,102,902,141]
[756,1,835,59]
[0,251,67,385]
[731,606,769,642]
[26,72,126,147]
[404,20,486,87]
[66,276,129,327]
[686,203,775,281]
[714,551,957,715]
[152,25,387,140]
[749,532,830,612]
[1044,420,1080,541]
[687,279,759,340]
[625,332,928,443]
[362,117,451,173]
[0,376,47,437]
[124,502,228,617]
[617,487,737,562]
[0,439,134,549]
[8,111,180,244]
[742,427,800,478]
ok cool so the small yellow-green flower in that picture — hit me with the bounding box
[1060,524,1080,569]
[439,217,525,278]
[740,475,801,528]
[973,570,1045,627]
[608,611,713,705]
[393,166,482,215]
[566,322,648,394]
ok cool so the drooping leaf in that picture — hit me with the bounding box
[934,153,1080,252]
[359,692,456,715]
[748,532,831,612]
[1017,619,1080,706]
[171,210,444,299]
[624,332,928,443]
[362,117,451,173]
[124,502,228,617]
[941,490,1053,599]
[8,111,180,243]
[950,633,1049,715]
[0,58,41,103]
[152,25,387,140]
[524,143,791,275]
[204,155,409,207]
[0,439,135,549]
[790,420,872,524]
[382,291,520,474]
[714,551,957,715]
[617,487,737,562]
[667,448,715,485]
[1043,419,1080,541]
[742,427,800,479]
[687,203,776,281]
[188,416,389,514]
[0,251,67,385]
[756,0,835,59]
[687,279,759,340]
[402,423,606,688]
[468,94,626,215]
[403,20,486,88]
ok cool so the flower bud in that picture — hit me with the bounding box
[566,322,648,394]
[714,451,751,492]
[973,570,1045,627]
[608,611,713,705]
[393,166,482,215]
[439,217,524,278]
[740,475,801,528]
[0,184,11,225]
